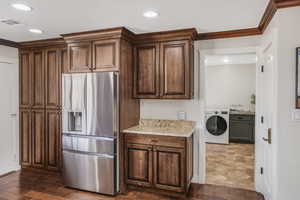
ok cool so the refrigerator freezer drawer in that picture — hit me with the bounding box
[63,135,115,155]
[63,150,116,195]
[76,137,115,155]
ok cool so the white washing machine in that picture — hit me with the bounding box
[205,109,229,144]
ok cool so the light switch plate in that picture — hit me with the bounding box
[177,111,187,120]
[292,109,300,121]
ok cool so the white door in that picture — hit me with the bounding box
[0,59,19,175]
[256,44,275,200]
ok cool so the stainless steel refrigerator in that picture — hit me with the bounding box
[62,72,119,195]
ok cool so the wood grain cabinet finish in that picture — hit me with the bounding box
[124,133,193,195]
[20,109,31,166]
[19,46,65,171]
[160,40,191,99]
[61,49,68,73]
[19,52,32,108]
[153,146,185,192]
[45,48,61,109]
[68,42,92,72]
[133,43,160,98]
[46,110,61,171]
[31,51,45,109]
[92,39,120,72]
[31,109,45,168]
[126,143,153,187]
[133,40,193,99]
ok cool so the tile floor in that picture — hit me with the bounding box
[206,143,255,190]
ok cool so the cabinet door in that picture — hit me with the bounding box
[160,40,191,99]
[31,109,45,168]
[31,51,45,109]
[92,39,120,72]
[229,120,254,143]
[19,52,32,108]
[61,48,68,73]
[46,110,61,171]
[125,143,153,187]
[20,109,31,166]
[133,43,160,98]
[153,146,185,192]
[68,42,92,72]
[45,49,61,109]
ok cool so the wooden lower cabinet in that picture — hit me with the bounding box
[153,146,185,192]
[31,109,46,168]
[20,109,31,166]
[45,110,61,171]
[20,109,61,171]
[126,143,153,187]
[124,133,193,196]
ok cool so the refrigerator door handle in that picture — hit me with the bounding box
[63,150,115,159]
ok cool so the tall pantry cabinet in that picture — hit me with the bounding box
[19,39,67,171]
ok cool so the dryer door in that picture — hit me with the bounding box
[206,116,228,136]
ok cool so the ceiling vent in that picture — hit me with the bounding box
[0,19,21,25]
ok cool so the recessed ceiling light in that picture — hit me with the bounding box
[29,29,43,34]
[11,3,32,11]
[143,10,159,18]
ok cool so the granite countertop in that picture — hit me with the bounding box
[230,110,255,115]
[122,119,196,137]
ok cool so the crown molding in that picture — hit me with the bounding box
[275,0,300,8]
[0,38,19,48]
[18,38,66,49]
[258,0,278,33]
[197,0,300,40]
[197,28,261,40]
[61,27,136,43]
[135,28,198,43]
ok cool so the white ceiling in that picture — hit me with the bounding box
[0,0,269,42]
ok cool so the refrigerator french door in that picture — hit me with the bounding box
[62,72,119,195]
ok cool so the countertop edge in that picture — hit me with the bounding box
[122,128,195,138]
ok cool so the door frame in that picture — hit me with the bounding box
[255,27,278,200]
[0,55,20,175]
[197,46,262,190]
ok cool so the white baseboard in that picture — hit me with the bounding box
[191,175,201,184]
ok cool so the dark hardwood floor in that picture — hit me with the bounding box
[0,169,264,200]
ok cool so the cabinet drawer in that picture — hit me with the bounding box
[230,114,253,121]
[125,133,185,148]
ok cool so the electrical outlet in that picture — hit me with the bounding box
[177,111,187,120]
[292,109,300,121]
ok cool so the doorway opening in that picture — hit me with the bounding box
[203,51,257,190]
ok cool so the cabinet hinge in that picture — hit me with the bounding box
[261,65,264,72]
[261,116,264,124]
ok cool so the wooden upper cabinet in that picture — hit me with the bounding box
[46,110,61,171]
[68,42,92,72]
[92,39,120,72]
[133,40,194,99]
[61,49,68,73]
[45,49,61,109]
[20,52,32,108]
[153,146,185,192]
[126,143,153,187]
[31,51,45,109]
[20,109,31,166]
[133,43,160,98]
[160,40,191,99]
